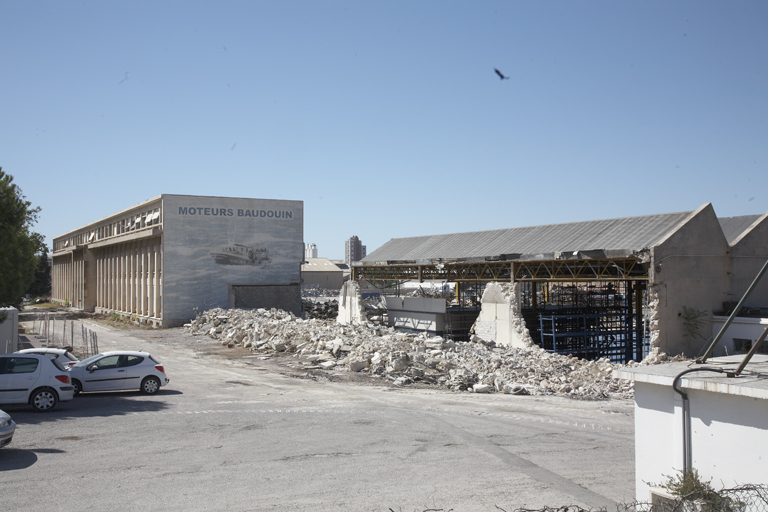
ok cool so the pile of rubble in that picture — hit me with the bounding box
[301,287,339,298]
[184,307,670,400]
[302,298,339,320]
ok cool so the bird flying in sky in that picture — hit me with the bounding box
[494,68,509,80]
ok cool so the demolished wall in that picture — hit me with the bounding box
[472,282,534,348]
[185,306,649,399]
[337,280,365,325]
[649,203,731,357]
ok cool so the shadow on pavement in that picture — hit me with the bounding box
[0,449,38,471]
[1,388,181,425]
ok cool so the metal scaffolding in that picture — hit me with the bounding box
[522,281,649,363]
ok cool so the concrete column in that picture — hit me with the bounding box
[112,246,116,311]
[134,243,139,314]
[148,241,154,318]
[96,254,101,308]
[129,242,134,314]
[112,246,117,311]
[140,241,146,317]
[127,243,130,312]
[157,244,162,318]
[110,248,113,309]
[113,245,118,311]
[153,241,159,318]
[120,244,125,312]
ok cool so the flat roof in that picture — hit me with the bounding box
[614,355,768,400]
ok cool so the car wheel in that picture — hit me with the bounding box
[141,376,161,395]
[72,379,82,395]
[31,388,58,412]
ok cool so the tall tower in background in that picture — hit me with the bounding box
[345,236,366,265]
[304,243,317,259]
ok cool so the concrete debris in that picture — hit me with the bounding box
[184,307,677,400]
[303,298,339,320]
[301,287,339,298]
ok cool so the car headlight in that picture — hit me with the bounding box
[0,419,9,428]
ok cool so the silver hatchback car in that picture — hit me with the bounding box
[0,354,75,412]
[68,351,169,395]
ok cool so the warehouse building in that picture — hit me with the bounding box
[52,194,303,326]
[354,204,768,362]
[301,258,345,290]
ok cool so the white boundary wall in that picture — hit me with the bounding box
[616,357,768,500]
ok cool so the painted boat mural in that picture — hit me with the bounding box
[210,242,270,266]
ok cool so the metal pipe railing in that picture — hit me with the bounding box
[698,257,768,363]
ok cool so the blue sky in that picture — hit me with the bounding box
[2,1,767,260]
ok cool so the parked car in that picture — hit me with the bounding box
[0,354,75,412]
[68,351,169,395]
[16,348,80,368]
[0,409,15,448]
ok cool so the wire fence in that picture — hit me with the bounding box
[28,313,100,358]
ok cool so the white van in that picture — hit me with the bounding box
[0,354,75,412]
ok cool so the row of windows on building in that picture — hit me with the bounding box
[54,207,162,252]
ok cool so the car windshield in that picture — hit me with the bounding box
[73,354,104,367]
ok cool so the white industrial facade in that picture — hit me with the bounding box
[52,194,303,326]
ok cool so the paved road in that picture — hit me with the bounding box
[1,321,635,511]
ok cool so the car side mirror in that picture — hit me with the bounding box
[88,365,98,372]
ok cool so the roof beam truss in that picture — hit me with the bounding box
[353,257,647,283]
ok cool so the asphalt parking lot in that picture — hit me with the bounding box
[1,320,636,511]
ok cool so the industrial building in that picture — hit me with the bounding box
[301,258,344,290]
[52,194,303,326]
[353,204,768,362]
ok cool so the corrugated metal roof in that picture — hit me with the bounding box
[363,210,696,262]
[718,215,762,245]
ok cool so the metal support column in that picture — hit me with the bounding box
[626,283,634,363]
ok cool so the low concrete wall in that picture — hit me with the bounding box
[710,315,768,356]
[386,296,445,333]
[473,282,533,348]
[227,283,302,317]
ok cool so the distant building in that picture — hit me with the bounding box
[301,258,344,290]
[304,243,318,259]
[345,236,366,266]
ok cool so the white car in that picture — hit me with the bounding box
[16,348,80,368]
[0,354,75,412]
[0,409,15,448]
[69,351,169,395]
